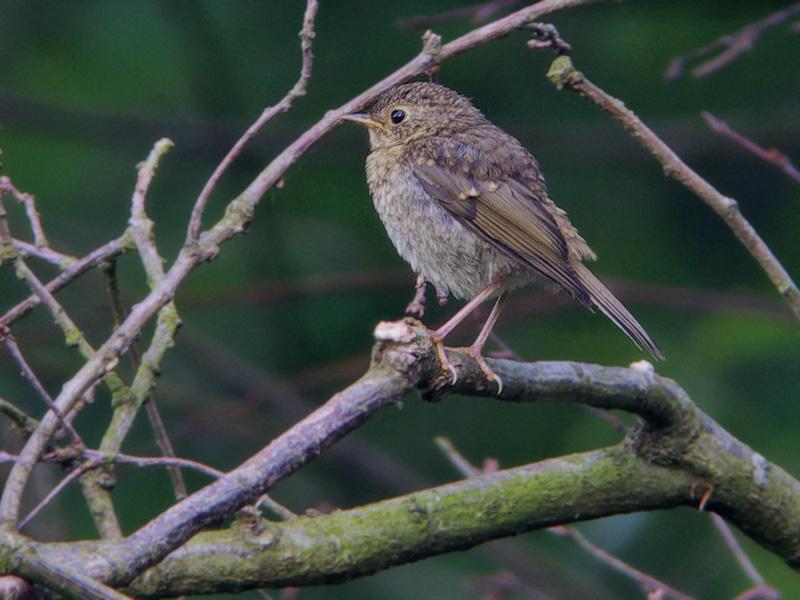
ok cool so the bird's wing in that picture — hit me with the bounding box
[410,140,593,307]
[410,137,663,359]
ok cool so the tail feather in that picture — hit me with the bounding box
[575,264,664,360]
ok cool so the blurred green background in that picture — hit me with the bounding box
[1,1,799,598]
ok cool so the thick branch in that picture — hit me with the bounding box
[21,320,800,596]
[124,447,691,597]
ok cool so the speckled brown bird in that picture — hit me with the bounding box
[345,82,662,390]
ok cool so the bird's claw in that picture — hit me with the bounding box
[406,276,428,318]
[433,336,458,385]
[405,299,425,319]
[467,347,503,395]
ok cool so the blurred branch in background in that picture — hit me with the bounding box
[665,2,800,79]
[396,0,522,29]
[702,111,800,186]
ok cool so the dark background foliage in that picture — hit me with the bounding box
[1,1,798,598]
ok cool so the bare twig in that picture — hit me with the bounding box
[105,262,187,500]
[18,460,97,531]
[0,234,130,328]
[710,513,772,590]
[4,447,225,482]
[0,398,38,437]
[0,193,129,537]
[733,584,781,600]
[12,238,72,267]
[122,139,188,500]
[702,111,800,185]
[665,2,800,79]
[84,450,224,480]
[129,138,172,282]
[186,0,319,242]
[0,176,48,247]
[396,0,521,29]
[547,55,800,320]
[549,526,695,600]
[434,437,482,477]
[255,493,298,521]
[0,328,83,445]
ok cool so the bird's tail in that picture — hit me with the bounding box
[575,264,664,360]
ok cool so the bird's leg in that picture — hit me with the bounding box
[405,275,428,318]
[463,292,509,394]
[432,280,503,384]
[435,286,448,307]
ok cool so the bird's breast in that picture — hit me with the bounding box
[365,151,526,299]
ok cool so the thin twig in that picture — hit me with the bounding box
[121,140,188,500]
[18,459,97,531]
[185,0,319,242]
[84,450,224,480]
[665,2,800,79]
[396,0,520,29]
[4,447,225,482]
[0,398,38,437]
[129,138,172,281]
[0,189,127,537]
[12,239,72,267]
[547,55,800,320]
[0,234,130,328]
[733,584,781,600]
[0,176,48,247]
[710,513,768,587]
[0,328,83,445]
[104,261,187,500]
[256,493,298,521]
[702,111,800,185]
[549,526,695,600]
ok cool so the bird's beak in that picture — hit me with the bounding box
[341,113,388,133]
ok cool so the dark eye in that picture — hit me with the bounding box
[390,109,406,124]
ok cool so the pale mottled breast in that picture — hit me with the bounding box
[365,147,527,300]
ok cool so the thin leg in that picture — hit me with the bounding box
[465,292,509,394]
[405,275,427,318]
[431,279,503,385]
[433,280,503,339]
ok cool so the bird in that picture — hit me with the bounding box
[343,82,662,391]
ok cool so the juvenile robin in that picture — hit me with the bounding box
[344,82,662,391]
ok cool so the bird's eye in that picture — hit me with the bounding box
[390,109,406,124]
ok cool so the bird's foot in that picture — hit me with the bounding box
[405,275,428,318]
[463,345,503,395]
[405,298,426,319]
[432,335,458,385]
[435,286,448,307]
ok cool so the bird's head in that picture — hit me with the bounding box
[343,82,485,149]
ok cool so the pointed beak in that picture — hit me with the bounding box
[341,113,388,133]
